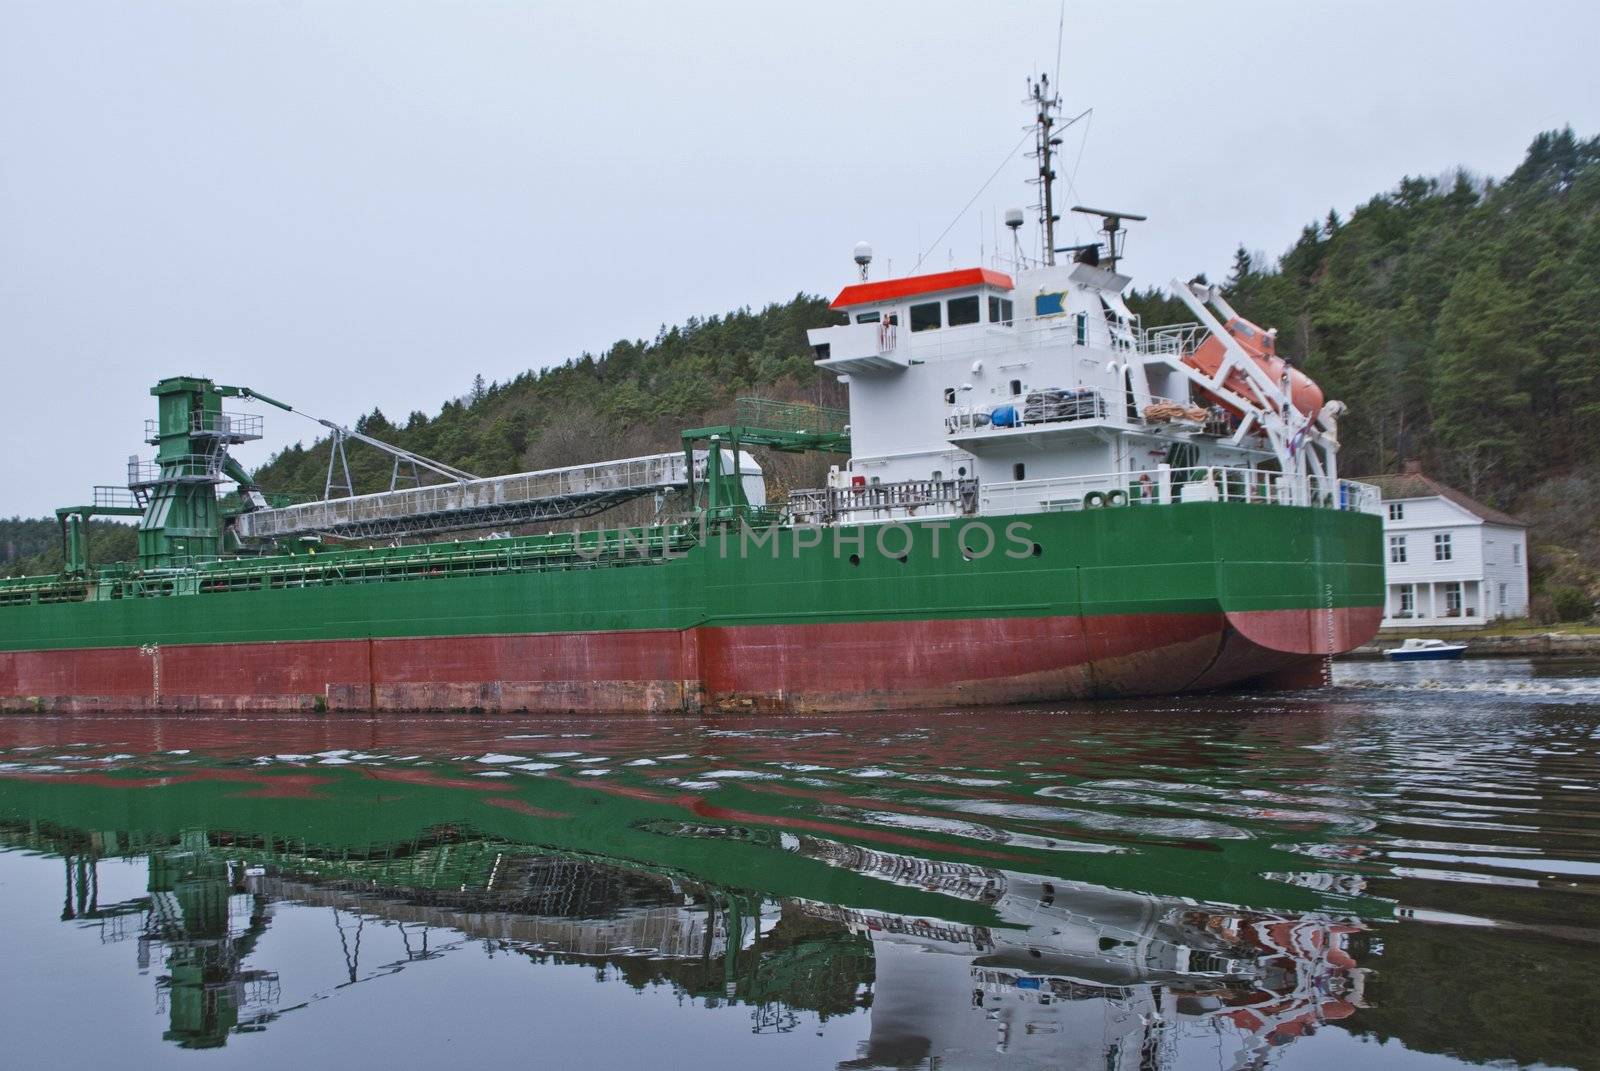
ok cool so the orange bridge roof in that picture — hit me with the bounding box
[831,267,1014,309]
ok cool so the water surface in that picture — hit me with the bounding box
[2,658,1597,1069]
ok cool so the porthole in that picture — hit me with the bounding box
[848,553,861,567]
[1031,542,1043,557]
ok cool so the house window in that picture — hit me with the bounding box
[1513,543,1521,565]
[1387,502,1404,521]
[1499,583,1508,610]
[947,295,981,327]
[1013,462,1026,481]
[1445,582,1463,617]
[1398,584,1414,618]
[1434,533,1452,561]
[909,301,942,332]
[1389,535,1407,564]
[988,296,1015,324]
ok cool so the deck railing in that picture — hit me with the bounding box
[126,454,227,487]
[978,467,1381,516]
[734,397,849,436]
[787,478,979,524]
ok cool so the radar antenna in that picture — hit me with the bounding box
[1070,205,1147,273]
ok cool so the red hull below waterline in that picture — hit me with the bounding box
[0,607,1380,714]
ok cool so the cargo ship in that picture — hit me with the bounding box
[0,79,1383,713]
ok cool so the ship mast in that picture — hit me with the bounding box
[1027,75,1062,266]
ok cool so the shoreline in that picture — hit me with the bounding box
[1342,630,1600,660]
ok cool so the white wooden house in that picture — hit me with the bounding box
[1359,462,1529,627]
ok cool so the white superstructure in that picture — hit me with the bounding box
[804,257,1372,521]
[792,77,1385,527]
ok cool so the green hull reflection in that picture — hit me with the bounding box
[2,752,1376,1064]
[5,678,1596,1070]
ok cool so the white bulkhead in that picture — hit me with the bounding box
[803,257,1359,520]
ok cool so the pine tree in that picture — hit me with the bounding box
[1430,262,1533,497]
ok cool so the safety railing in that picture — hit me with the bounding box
[1142,322,1205,357]
[127,454,227,487]
[787,478,979,524]
[977,467,1381,516]
[92,486,142,509]
[734,397,849,436]
[143,411,264,443]
[193,410,263,440]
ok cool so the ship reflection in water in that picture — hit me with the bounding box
[2,659,1597,1070]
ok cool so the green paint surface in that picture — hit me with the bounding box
[0,503,1381,652]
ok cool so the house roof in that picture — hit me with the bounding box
[1352,470,1527,527]
[830,267,1014,309]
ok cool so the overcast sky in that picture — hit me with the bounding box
[3,0,1598,517]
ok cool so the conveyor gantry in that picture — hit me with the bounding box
[231,451,738,542]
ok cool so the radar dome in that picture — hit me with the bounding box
[852,241,873,266]
[1003,208,1025,230]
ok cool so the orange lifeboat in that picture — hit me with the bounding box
[1184,315,1325,419]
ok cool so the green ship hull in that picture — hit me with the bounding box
[0,502,1383,712]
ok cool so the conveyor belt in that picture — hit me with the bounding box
[234,450,757,541]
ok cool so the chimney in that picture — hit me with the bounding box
[1402,458,1423,475]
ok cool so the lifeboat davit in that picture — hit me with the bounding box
[1184,316,1325,419]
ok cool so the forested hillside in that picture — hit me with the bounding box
[254,128,1600,512]
[0,517,136,578]
[1215,128,1600,499]
[10,129,1598,610]
[252,296,843,499]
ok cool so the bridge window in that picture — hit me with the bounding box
[1009,379,1022,396]
[947,294,981,327]
[1013,462,1026,480]
[943,387,957,404]
[855,311,880,324]
[909,301,942,332]
[989,296,1014,324]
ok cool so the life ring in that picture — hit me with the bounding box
[1084,491,1106,508]
[1106,489,1129,507]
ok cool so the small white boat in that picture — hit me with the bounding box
[1385,638,1468,662]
